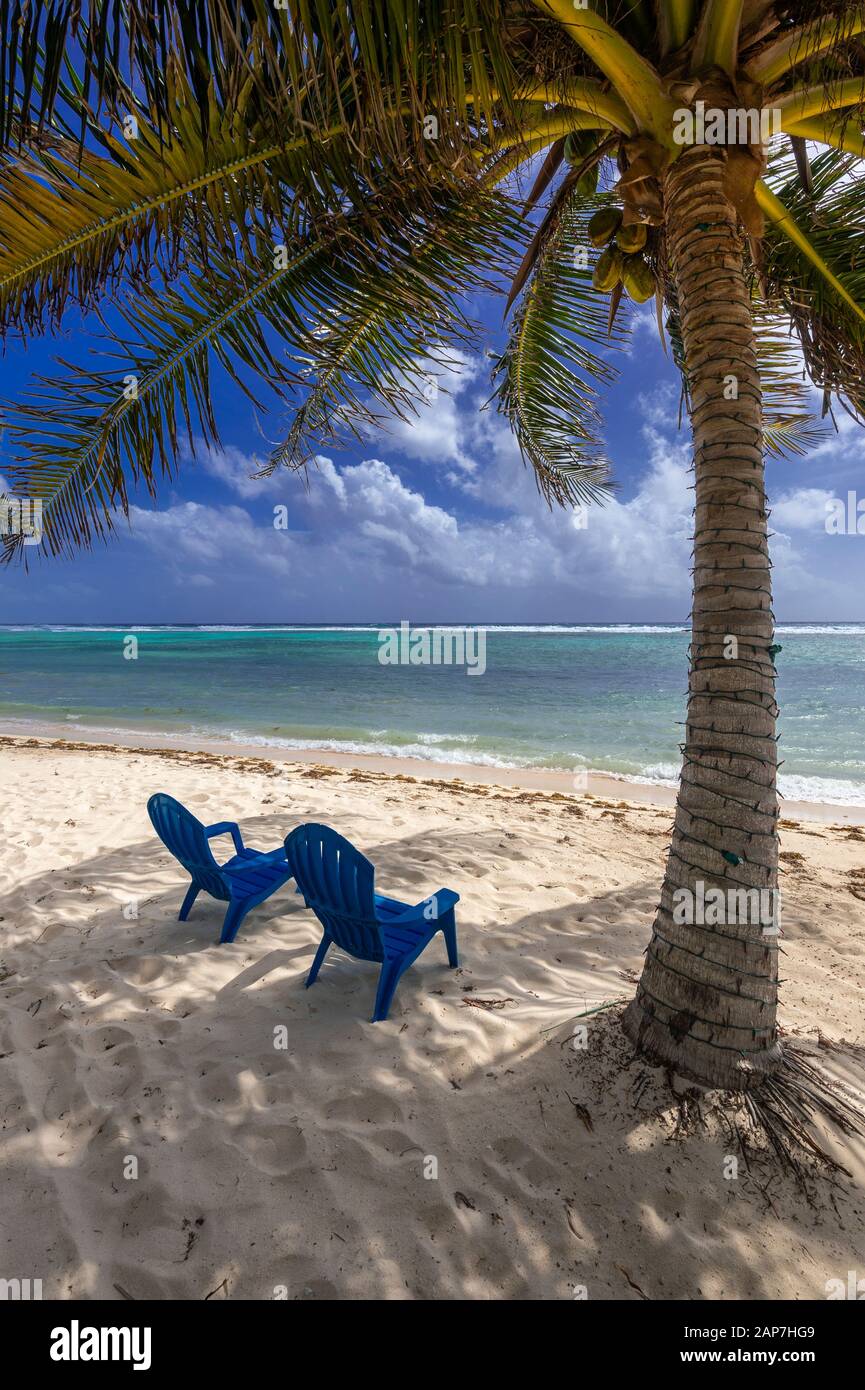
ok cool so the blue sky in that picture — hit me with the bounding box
[2,281,864,625]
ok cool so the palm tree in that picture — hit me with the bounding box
[2,3,864,1111]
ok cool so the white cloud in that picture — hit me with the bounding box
[364,349,485,475]
[128,500,295,578]
[624,302,665,353]
[636,382,680,429]
[771,487,834,531]
[126,427,694,607]
[187,441,284,498]
[119,367,865,620]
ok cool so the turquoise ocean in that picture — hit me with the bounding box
[0,623,863,805]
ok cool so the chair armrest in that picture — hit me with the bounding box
[205,821,244,855]
[391,887,459,925]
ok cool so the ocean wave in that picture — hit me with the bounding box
[4,710,864,805]
[3,621,865,638]
[605,763,681,788]
[191,624,378,633]
[218,729,534,768]
[615,762,865,805]
[778,774,865,806]
[415,731,478,745]
[495,624,688,634]
[775,625,865,636]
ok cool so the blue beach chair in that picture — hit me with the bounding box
[285,822,460,1022]
[147,792,294,944]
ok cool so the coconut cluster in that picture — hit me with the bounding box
[589,208,655,303]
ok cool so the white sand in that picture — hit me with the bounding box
[1,734,864,1300]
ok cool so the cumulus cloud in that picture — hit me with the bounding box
[360,348,486,476]
[771,487,835,532]
[119,362,865,620]
[308,455,470,583]
[185,441,283,498]
[128,500,295,578]
[127,418,694,608]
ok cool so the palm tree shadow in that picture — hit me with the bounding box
[2,820,863,1300]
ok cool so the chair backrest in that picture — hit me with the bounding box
[147,792,229,901]
[285,823,383,962]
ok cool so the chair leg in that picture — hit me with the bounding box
[178,883,200,921]
[219,900,247,945]
[306,934,331,987]
[441,909,459,968]
[372,960,403,1023]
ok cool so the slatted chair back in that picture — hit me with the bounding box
[147,792,229,902]
[285,823,383,962]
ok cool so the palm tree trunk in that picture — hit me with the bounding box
[621,143,783,1090]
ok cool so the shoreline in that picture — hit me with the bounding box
[2,730,863,1297]
[2,719,863,824]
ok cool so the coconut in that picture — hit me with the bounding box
[622,256,655,303]
[616,223,648,254]
[592,247,624,293]
[588,207,623,248]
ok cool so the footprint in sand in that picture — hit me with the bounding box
[250,1074,305,1107]
[365,1127,422,1157]
[106,956,169,987]
[416,1199,460,1238]
[324,1088,405,1126]
[226,1124,307,1176]
[195,1064,256,1109]
[486,1135,560,1190]
[295,1278,340,1300]
[79,1025,138,1057]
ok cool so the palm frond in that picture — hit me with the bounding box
[758,145,865,418]
[492,190,629,507]
[263,188,521,474]
[1,2,201,151]
[750,308,827,458]
[1,175,523,560]
[0,204,410,560]
[777,78,865,130]
[746,9,865,86]
[527,0,675,144]
[658,0,697,54]
[523,137,567,214]
[1,2,311,155]
[692,0,746,77]
[1,0,118,149]
[786,114,865,161]
[0,61,326,335]
[245,0,520,179]
[505,133,618,314]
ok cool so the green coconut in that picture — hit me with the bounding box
[622,256,655,303]
[588,207,623,248]
[563,132,600,194]
[592,247,624,293]
[616,222,648,254]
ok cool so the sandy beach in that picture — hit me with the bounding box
[1,733,864,1300]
